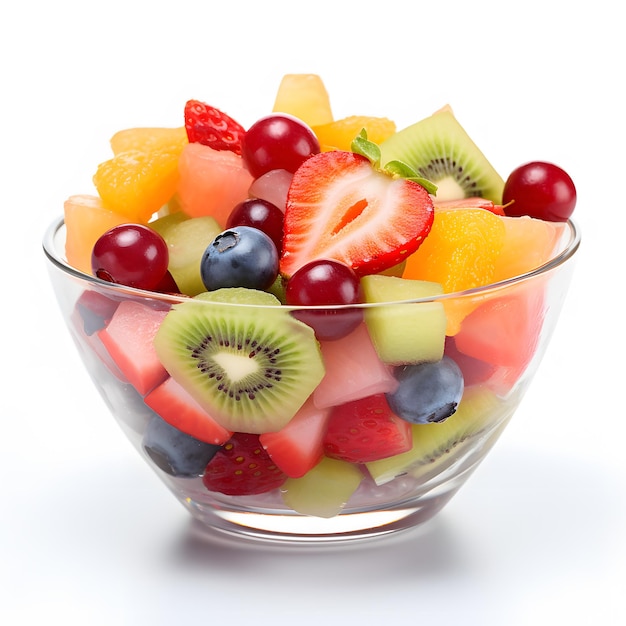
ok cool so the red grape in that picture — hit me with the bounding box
[226,198,284,254]
[91,224,169,291]
[241,113,320,178]
[502,161,576,222]
[285,259,363,341]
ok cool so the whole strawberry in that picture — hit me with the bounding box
[202,432,287,496]
[184,100,246,155]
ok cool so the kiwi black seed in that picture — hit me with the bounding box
[379,108,505,204]
[153,288,325,434]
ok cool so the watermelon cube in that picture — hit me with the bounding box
[260,397,331,478]
[313,324,399,409]
[144,377,232,445]
[98,301,169,395]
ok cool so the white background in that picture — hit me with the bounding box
[2,1,624,624]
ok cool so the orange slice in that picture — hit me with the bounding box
[109,126,187,155]
[93,147,181,223]
[402,208,506,334]
[93,127,188,223]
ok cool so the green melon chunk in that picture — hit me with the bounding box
[366,386,504,486]
[361,274,447,365]
[281,456,363,518]
[150,210,188,232]
[151,214,222,296]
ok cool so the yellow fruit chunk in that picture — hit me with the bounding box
[93,147,182,223]
[63,194,129,274]
[313,116,396,152]
[272,74,333,127]
[493,215,567,282]
[109,126,188,155]
[403,208,506,334]
[404,208,506,292]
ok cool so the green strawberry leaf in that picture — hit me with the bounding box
[351,129,381,167]
[383,160,438,195]
[351,129,437,195]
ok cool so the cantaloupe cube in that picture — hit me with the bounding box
[176,143,253,227]
[64,194,129,275]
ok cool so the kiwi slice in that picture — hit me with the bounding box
[379,108,504,203]
[366,386,506,485]
[153,288,325,434]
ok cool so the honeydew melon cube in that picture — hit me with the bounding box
[361,275,447,365]
[281,456,363,518]
[151,214,222,296]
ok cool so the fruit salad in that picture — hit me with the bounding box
[58,74,576,521]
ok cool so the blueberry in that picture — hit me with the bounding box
[200,226,279,291]
[386,356,464,424]
[142,415,221,478]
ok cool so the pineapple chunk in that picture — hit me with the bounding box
[272,74,333,127]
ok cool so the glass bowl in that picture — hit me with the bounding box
[43,216,580,543]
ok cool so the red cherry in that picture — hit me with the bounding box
[502,161,576,222]
[241,113,320,178]
[226,198,284,254]
[91,224,169,291]
[285,259,363,341]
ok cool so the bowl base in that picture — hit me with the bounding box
[182,489,458,544]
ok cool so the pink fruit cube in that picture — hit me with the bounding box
[98,301,169,395]
[313,324,399,409]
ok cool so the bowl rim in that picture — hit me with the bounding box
[42,215,581,309]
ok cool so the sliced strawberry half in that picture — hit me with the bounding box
[280,151,434,277]
[323,393,412,464]
[184,100,246,155]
